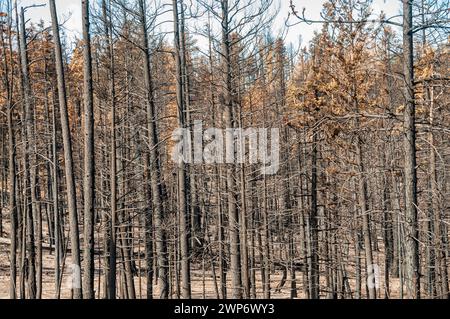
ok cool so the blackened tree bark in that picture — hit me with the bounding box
[101,0,117,299]
[49,0,82,299]
[402,0,420,299]
[220,0,242,299]
[0,2,17,297]
[81,0,95,299]
[18,6,36,299]
[138,0,169,299]
[172,0,191,299]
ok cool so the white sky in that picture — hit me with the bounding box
[279,0,401,46]
[19,0,401,48]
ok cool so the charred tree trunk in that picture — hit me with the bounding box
[49,0,82,299]
[402,0,420,299]
[138,0,169,299]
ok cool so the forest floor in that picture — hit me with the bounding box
[0,216,402,299]
[0,236,294,299]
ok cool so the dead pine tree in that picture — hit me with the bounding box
[402,0,420,299]
[0,0,18,299]
[81,0,95,299]
[219,0,242,299]
[18,5,38,299]
[48,0,82,299]
[138,0,169,299]
[172,0,191,299]
[100,0,117,299]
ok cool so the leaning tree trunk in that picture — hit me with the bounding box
[49,0,82,299]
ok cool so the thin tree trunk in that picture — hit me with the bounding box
[18,7,36,299]
[81,0,95,299]
[402,0,420,299]
[309,128,320,299]
[138,0,168,299]
[51,87,61,299]
[1,2,17,298]
[355,139,376,299]
[221,0,242,299]
[428,86,449,299]
[101,0,117,299]
[172,0,191,299]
